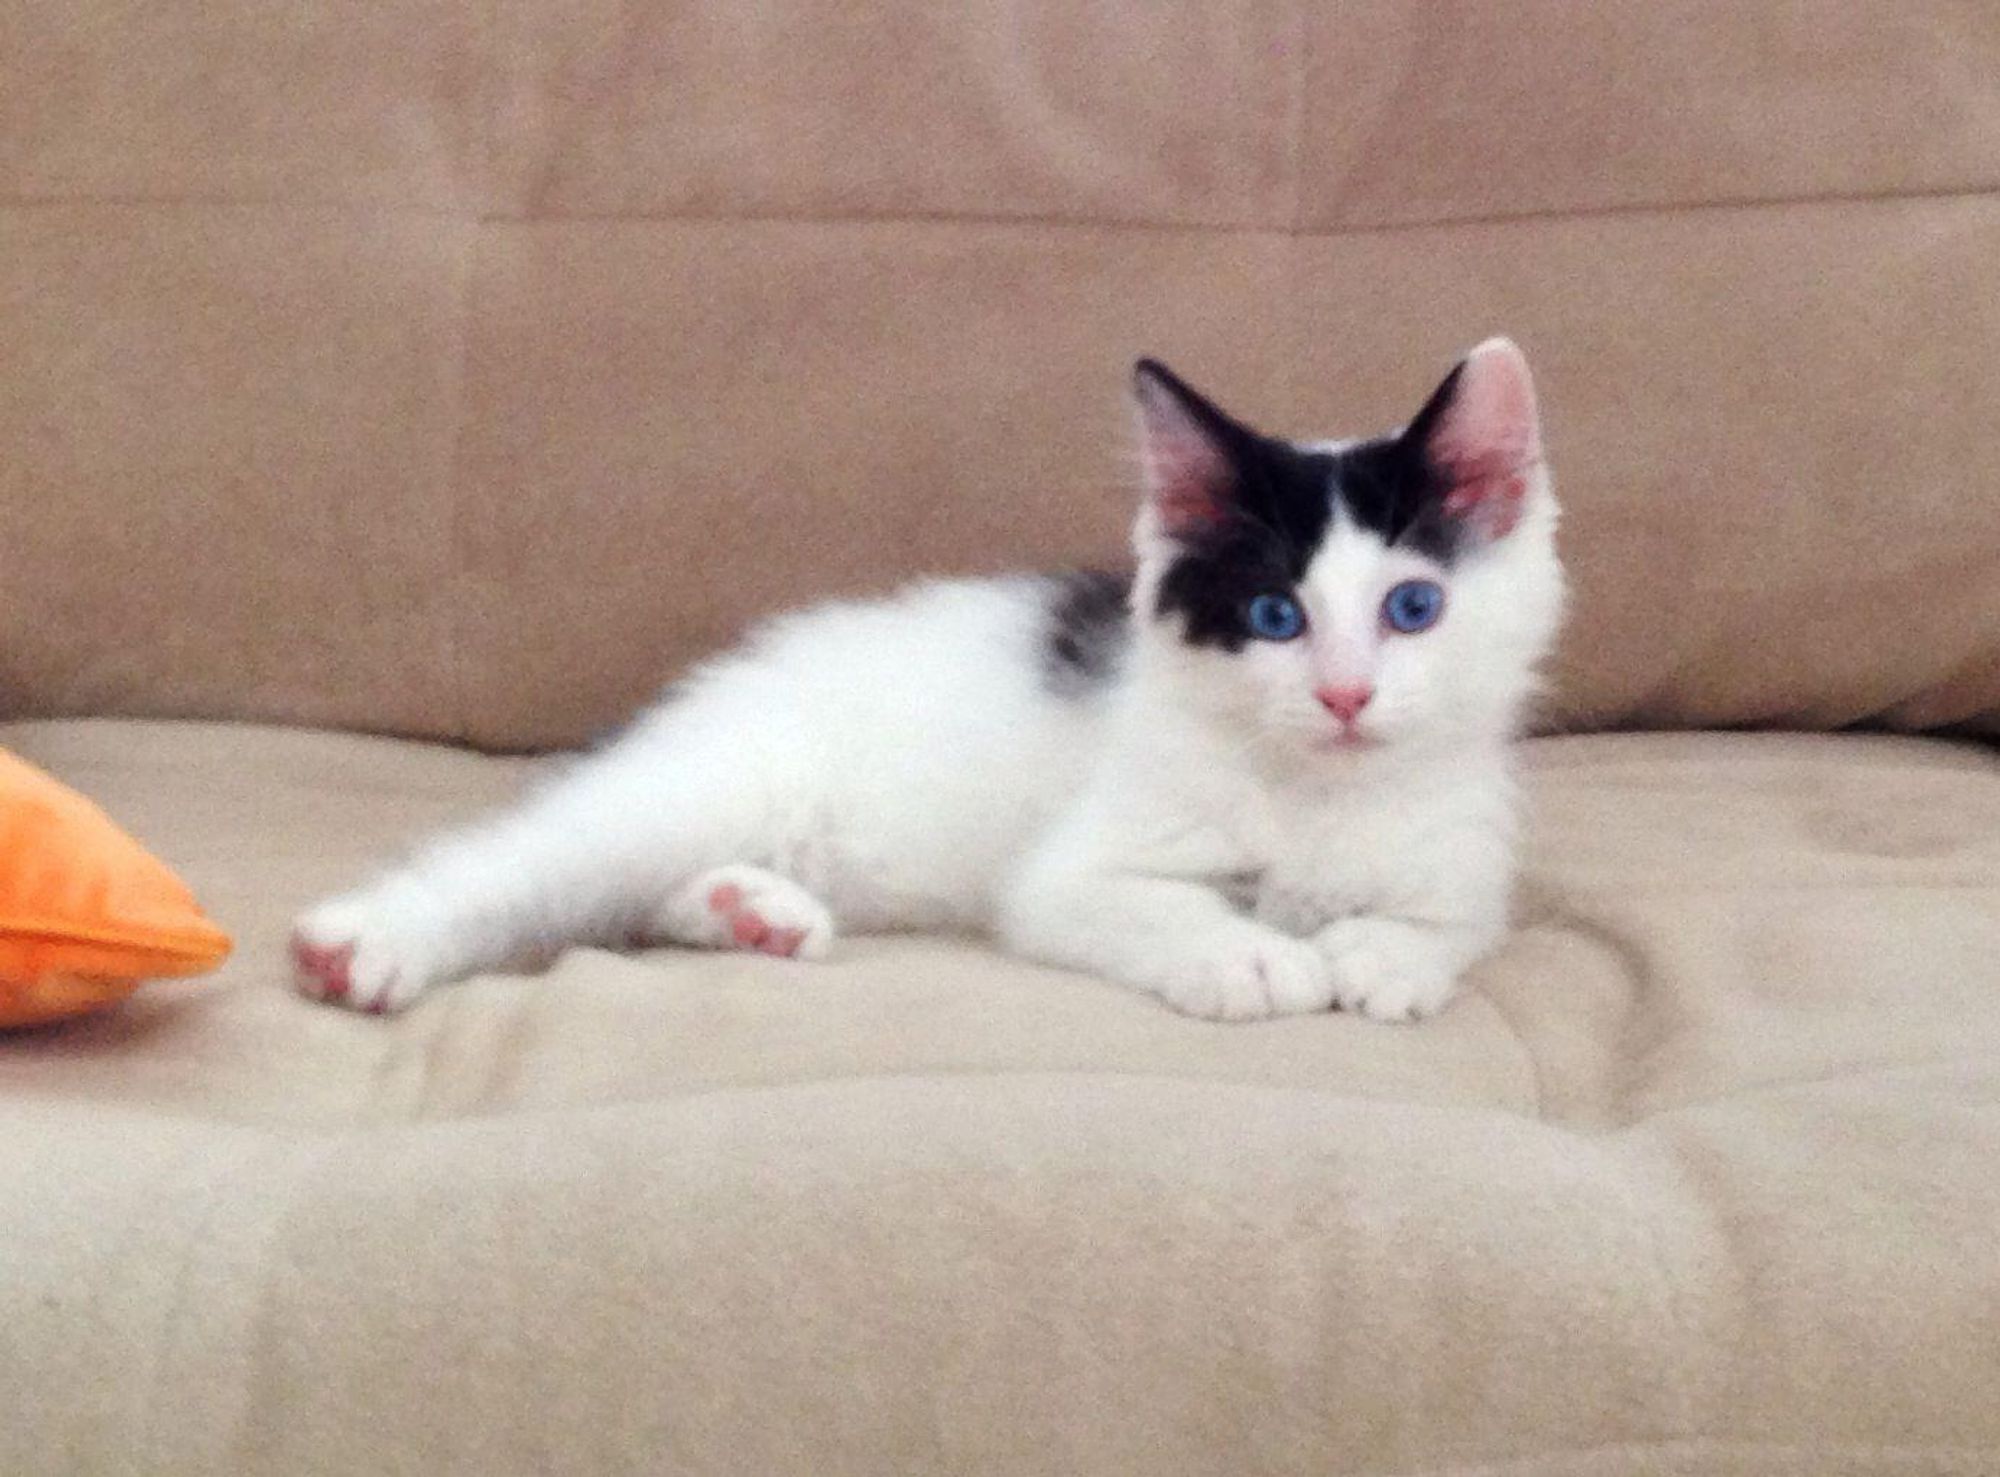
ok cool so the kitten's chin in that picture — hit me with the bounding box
[1308,726,1386,755]
[1251,710,1396,760]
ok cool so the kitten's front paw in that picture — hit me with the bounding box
[290,890,446,1016]
[1142,925,1335,1023]
[1316,917,1458,1023]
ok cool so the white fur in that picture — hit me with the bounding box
[294,343,1563,1023]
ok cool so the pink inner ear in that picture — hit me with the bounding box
[1441,470,1527,539]
[1141,420,1229,536]
[1153,463,1223,535]
[1431,339,1542,539]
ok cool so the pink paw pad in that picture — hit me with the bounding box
[290,934,353,1000]
[702,880,809,958]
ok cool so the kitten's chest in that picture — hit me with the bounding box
[1240,788,1432,934]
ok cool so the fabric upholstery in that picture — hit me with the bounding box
[6,4,2000,747]
[1,719,1996,1474]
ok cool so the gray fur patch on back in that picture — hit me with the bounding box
[1041,569,1132,695]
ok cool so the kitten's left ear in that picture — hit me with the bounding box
[1404,337,1543,542]
[1130,358,1245,540]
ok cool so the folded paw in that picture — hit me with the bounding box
[1137,924,1336,1023]
[1316,917,1459,1023]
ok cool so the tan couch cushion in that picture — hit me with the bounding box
[7,5,2000,748]
[2,718,1997,1473]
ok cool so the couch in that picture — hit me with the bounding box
[6,3,2000,1473]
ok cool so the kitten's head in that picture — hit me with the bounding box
[1128,340,1563,758]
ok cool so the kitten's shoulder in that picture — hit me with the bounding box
[1040,569,1132,695]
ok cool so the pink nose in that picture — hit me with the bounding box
[1315,684,1374,723]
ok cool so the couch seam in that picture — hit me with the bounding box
[1284,0,1306,236]
[1607,1050,2000,1127]
[1356,1435,2000,1477]
[3,180,1995,240]
[0,1068,1537,1135]
[383,1065,1537,1128]
[21,1051,1992,1135]
[435,0,504,746]
[437,242,476,746]
[1275,0,1308,427]
[1466,984,1549,1123]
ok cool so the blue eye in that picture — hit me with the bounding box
[1245,593,1305,641]
[1382,579,1445,634]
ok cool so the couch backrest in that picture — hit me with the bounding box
[7,3,2000,749]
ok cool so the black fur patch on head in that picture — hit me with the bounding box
[1041,569,1132,693]
[1317,434,1463,565]
[1134,359,1464,651]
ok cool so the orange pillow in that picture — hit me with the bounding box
[0,749,232,1027]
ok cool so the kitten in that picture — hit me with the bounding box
[292,339,1562,1023]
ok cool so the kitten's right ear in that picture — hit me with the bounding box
[1402,338,1543,543]
[1131,358,1240,538]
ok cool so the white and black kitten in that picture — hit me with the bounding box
[294,339,1563,1022]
